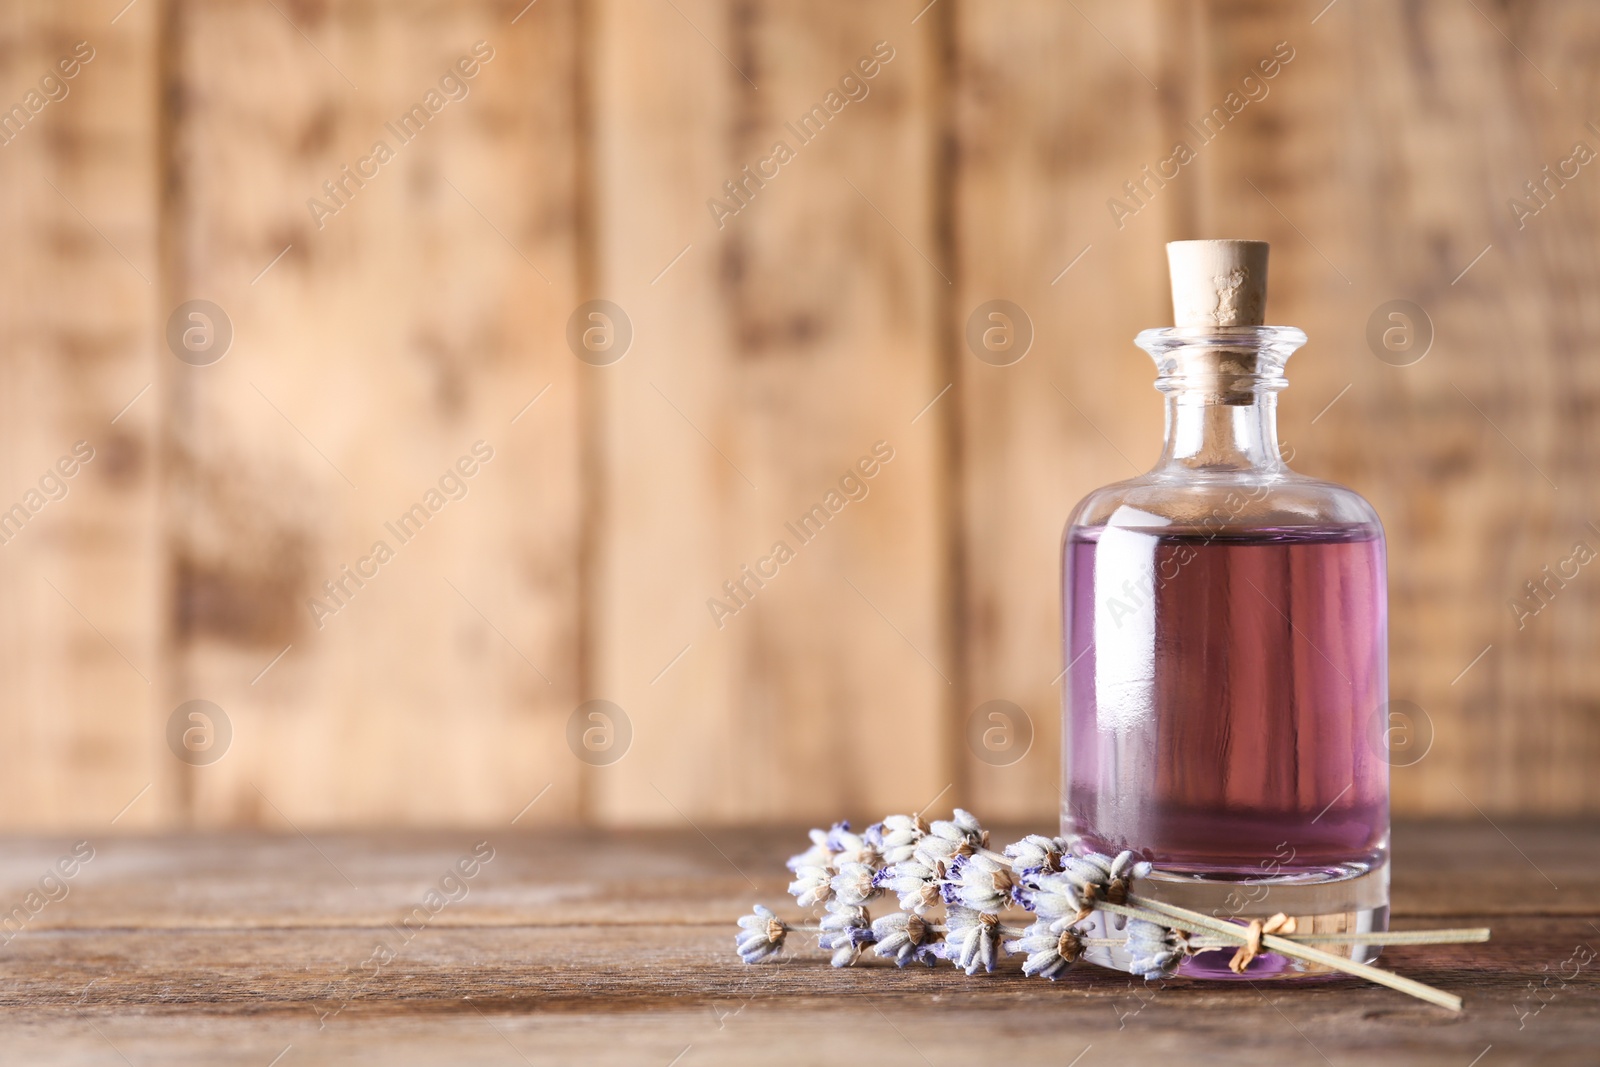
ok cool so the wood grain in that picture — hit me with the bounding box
[0,0,1596,829]
[0,822,1594,1064]
[163,0,583,828]
[586,0,949,825]
[0,0,164,829]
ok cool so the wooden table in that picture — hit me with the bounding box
[1,821,1595,1065]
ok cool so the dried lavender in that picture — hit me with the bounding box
[912,812,984,870]
[785,827,834,872]
[1124,918,1187,980]
[871,911,940,968]
[736,808,1487,1012]
[1002,833,1068,875]
[871,814,927,864]
[818,902,875,968]
[753,809,1105,979]
[735,904,789,964]
[786,865,833,908]
[940,907,1001,975]
[876,859,941,915]
[1004,918,1086,980]
[830,862,881,907]
[948,853,1017,913]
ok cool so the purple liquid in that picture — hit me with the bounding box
[1062,523,1388,876]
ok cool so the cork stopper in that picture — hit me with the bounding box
[1166,240,1269,327]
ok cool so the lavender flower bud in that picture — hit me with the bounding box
[1018,870,1086,921]
[1003,834,1068,875]
[1004,918,1085,980]
[830,862,882,907]
[818,902,876,968]
[1125,919,1186,979]
[871,911,940,968]
[928,809,986,851]
[877,861,942,915]
[912,822,971,871]
[942,907,1001,975]
[786,828,833,873]
[872,813,928,864]
[734,904,788,964]
[950,853,1017,913]
[787,865,834,908]
[824,821,860,854]
[1023,849,1154,917]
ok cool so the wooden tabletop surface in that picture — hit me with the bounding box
[0,820,1595,1065]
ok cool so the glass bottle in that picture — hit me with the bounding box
[1061,241,1389,978]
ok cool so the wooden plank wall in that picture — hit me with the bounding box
[0,0,1594,830]
[586,0,949,824]
[0,1,164,828]
[163,0,585,829]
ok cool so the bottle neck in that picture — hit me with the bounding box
[1135,325,1306,477]
[1157,391,1283,473]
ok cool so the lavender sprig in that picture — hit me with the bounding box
[755,809,1138,980]
[737,809,1486,1012]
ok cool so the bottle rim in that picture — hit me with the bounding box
[1136,325,1307,397]
[1135,324,1308,352]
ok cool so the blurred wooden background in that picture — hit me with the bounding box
[0,0,1594,830]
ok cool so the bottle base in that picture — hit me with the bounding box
[1079,857,1390,980]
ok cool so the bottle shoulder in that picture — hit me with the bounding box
[1066,469,1383,537]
